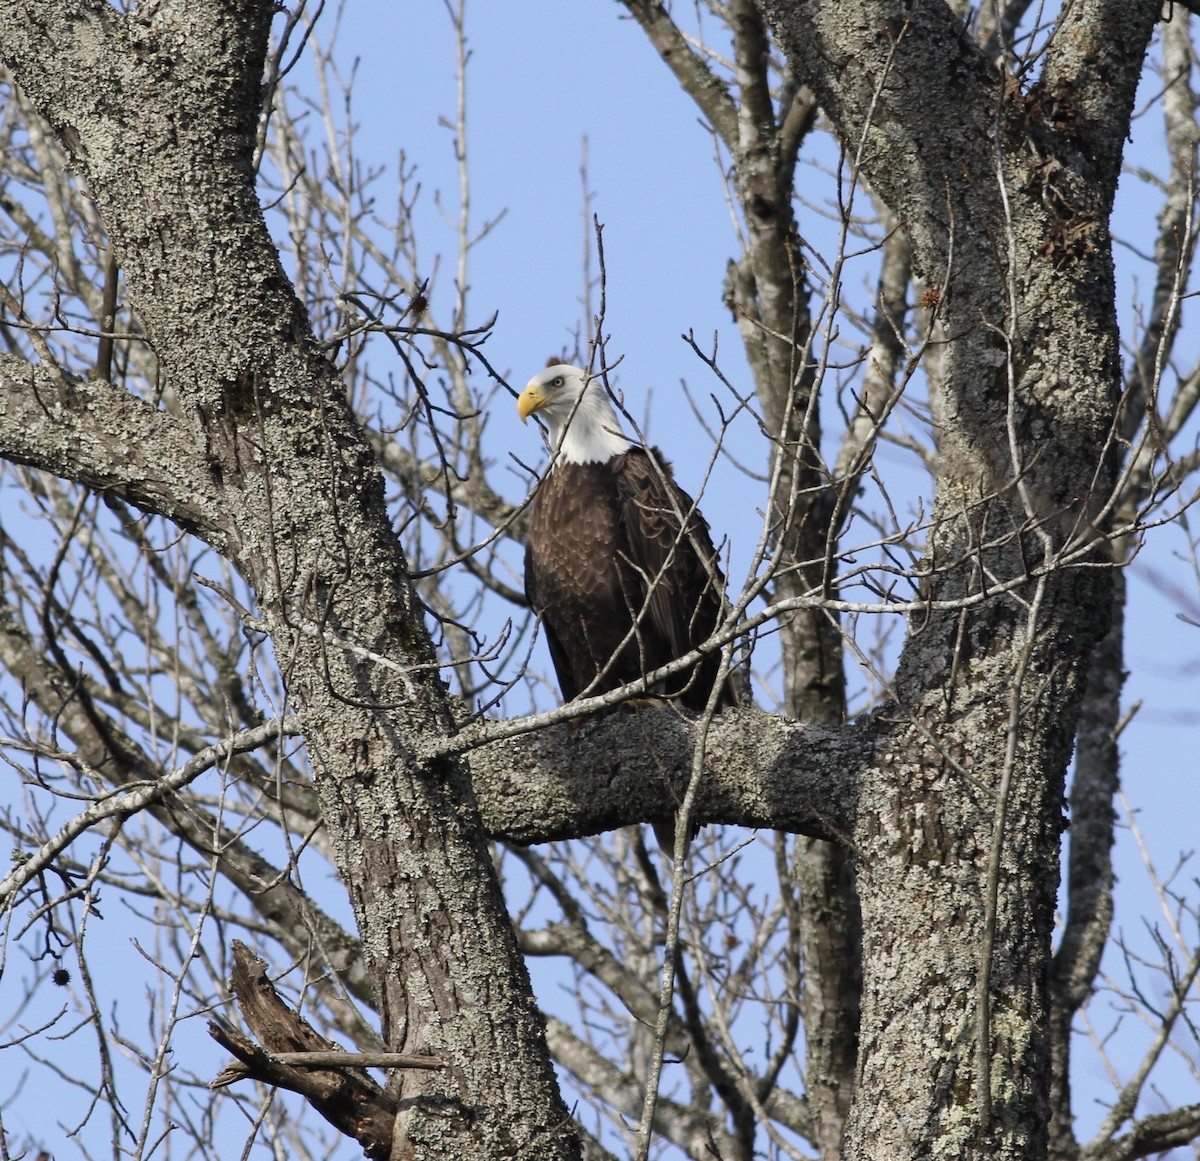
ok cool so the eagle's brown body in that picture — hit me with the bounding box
[524,446,735,711]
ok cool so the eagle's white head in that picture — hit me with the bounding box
[517,363,632,465]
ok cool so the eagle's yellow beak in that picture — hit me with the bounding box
[517,383,546,423]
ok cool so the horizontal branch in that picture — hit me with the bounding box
[212,1048,444,1077]
[0,355,227,545]
[467,704,870,845]
[1084,1102,1200,1161]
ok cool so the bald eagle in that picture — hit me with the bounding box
[518,364,737,713]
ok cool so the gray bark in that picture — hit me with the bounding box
[0,3,573,1156]
[750,0,1158,1157]
[463,708,867,842]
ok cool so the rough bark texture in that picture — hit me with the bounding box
[0,3,574,1156]
[210,943,405,1160]
[463,708,868,843]
[749,1,1158,1157]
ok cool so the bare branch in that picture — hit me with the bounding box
[619,0,740,146]
[0,716,300,906]
[0,357,224,543]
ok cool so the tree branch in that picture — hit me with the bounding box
[544,1015,743,1159]
[619,0,740,147]
[0,716,301,906]
[1048,570,1124,1153]
[0,603,376,1042]
[467,705,868,844]
[754,0,999,276]
[1083,1102,1200,1161]
[209,942,410,1161]
[1039,0,1162,195]
[0,356,225,544]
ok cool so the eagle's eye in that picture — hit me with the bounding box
[551,376,564,388]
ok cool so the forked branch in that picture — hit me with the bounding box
[209,942,442,1160]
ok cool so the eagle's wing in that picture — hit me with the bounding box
[524,538,582,701]
[614,448,729,704]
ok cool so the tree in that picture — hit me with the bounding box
[1,1,1198,1159]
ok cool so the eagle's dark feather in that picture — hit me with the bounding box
[525,446,736,711]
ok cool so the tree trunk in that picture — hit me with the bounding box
[754,0,1159,1155]
[0,3,575,1156]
